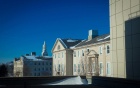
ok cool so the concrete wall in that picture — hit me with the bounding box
[109,0,140,78]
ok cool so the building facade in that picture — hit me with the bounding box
[109,0,140,79]
[14,41,52,77]
[72,30,111,76]
[52,30,111,76]
[52,38,82,76]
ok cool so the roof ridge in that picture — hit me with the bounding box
[70,39,86,49]
[58,38,68,48]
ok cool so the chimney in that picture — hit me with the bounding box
[88,30,98,40]
[31,52,36,56]
[25,54,29,56]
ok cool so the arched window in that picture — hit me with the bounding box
[57,45,60,50]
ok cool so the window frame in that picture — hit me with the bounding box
[99,62,103,76]
[73,51,76,57]
[78,51,80,57]
[99,46,103,55]
[106,44,110,54]
[58,53,60,58]
[87,48,90,52]
[82,50,84,56]
[74,64,76,72]
[106,62,111,76]
[78,64,80,73]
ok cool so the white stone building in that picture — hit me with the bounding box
[14,41,52,77]
[52,30,111,76]
[72,30,111,76]
[52,38,83,76]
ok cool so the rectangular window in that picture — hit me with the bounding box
[106,62,111,75]
[55,54,56,58]
[73,51,76,57]
[82,50,84,56]
[87,48,89,52]
[42,68,44,71]
[58,53,60,58]
[99,46,102,54]
[74,64,76,72]
[106,45,110,54]
[62,52,63,58]
[54,64,56,71]
[46,62,48,65]
[78,64,80,72]
[78,51,80,57]
[99,63,103,75]
[58,64,60,72]
[46,68,48,71]
[61,64,64,72]
[34,73,36,76]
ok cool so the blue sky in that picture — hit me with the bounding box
[0,0,109,63]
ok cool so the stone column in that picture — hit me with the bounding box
[88,57,92,75]
[94,54,99,76]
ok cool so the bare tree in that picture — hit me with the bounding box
[0,64,8,77]
[53,64,60,76]
[79,50,99,76]
[60,64,66,76]
[14,71,21,77]
[79,52,88,76]
[53,64,66,76]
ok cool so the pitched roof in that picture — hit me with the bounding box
[75,34,110,47]
[59,38,83,49]
[21,56,52,61]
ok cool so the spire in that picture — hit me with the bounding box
[42,41,48,56]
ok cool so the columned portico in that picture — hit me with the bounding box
[86,50,99,77]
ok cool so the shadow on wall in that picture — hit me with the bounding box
[125,16,140,80]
